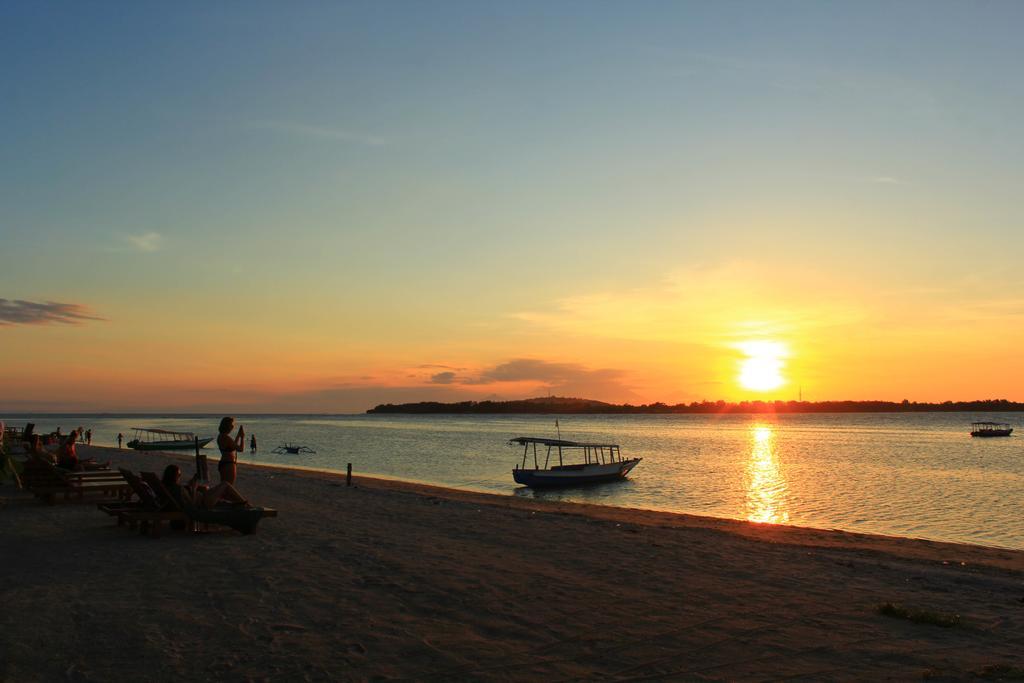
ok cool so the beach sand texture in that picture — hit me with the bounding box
[2,445,1023,682]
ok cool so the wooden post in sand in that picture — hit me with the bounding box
[346,462,352,486]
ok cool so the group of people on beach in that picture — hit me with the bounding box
[27,429,108,471]
[0,415,264,521]
[16,416,254,510]
[50,426,93,445]
[160,416,250,511]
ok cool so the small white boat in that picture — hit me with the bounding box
[127,427,212,451]
[510,437,641,487]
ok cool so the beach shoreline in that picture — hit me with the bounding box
[2,444,1023,680]
[247,455,1024,572]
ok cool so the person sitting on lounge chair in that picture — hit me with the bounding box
[161,464,249,509]
[56,431,108,471]
[28,434,56,464]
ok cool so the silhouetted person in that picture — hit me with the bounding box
[162,464,248,509]
[85,429,92,445]
[117,433,124,448]
[57,432,78,468]
[217,417,244,485]
[250,434,257,454]
[57,431,107,471]
[28,435,54,463]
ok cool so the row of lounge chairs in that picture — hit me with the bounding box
[101,468,277,537]
[20,457,131,504]
[9,452,277,537]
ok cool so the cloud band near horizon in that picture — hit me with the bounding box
[0,299,105,326]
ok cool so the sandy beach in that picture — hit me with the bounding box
[1,444,1022,682]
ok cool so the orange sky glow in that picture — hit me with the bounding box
[4,4,1024,412]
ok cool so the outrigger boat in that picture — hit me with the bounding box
[127,428,212,451]
[271,443,317,455]
[510,437,641,488]
[970,422,1013,437]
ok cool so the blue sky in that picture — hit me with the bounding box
[3,2,1024,410]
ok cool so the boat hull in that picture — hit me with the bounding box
[971,429,1012,437]
[513,458,641,488]
[129,437,213,451]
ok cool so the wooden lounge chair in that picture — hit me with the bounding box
[21,457,130,504]
[140,471,277,535]
[98,469,189,537]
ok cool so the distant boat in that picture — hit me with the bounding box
[510,437,641,487]
[127,428,213,451]
[970,422,1013,437]
[271,443,316,455]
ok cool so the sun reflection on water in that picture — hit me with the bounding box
[746,424,790,524]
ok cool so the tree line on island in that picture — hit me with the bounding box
[367,396,1024,414]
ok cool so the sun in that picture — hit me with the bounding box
[736,340,788,392]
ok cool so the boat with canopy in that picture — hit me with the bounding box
[127,428,213,451]
[970,422,1013,437]
[510,437,641,487]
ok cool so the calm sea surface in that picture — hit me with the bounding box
[6,412,1023,550]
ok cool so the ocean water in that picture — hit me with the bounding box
[5,412,1023,550]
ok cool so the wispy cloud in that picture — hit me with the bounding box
[511,263,867,346]
[867,176,904,185]
[462,359,620,385]
[126,232,163,252]
[425,358,638,401]
[0,299,105,326]
[245,119,386,146]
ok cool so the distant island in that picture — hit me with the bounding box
[367,396,1024,414]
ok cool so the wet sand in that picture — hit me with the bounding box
[1,444,1022,681]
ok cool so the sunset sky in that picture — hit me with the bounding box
[3,2,1024,412]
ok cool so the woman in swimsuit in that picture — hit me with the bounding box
[56,431,79,469]
[56,431,108,471]
[217,416,245,485]
[29,434,56,464]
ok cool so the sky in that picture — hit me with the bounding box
[2,1,1024,413]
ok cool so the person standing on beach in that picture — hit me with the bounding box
[250,434,257,454]
[217,417,244,485]
[117,433,123,448]
[85,429,92,445]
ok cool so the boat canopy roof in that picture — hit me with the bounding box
[131,427,197,436]
[509,437,620,448]
[972,421,1011,427]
